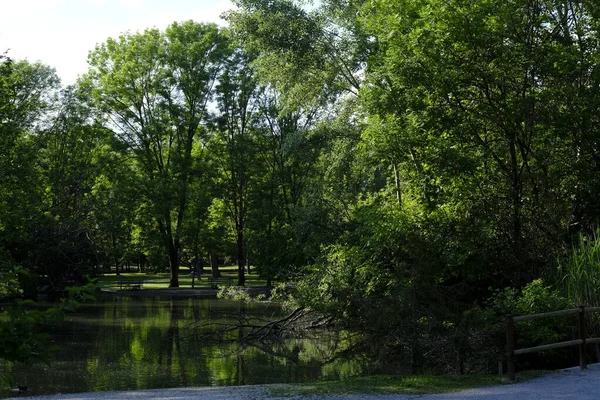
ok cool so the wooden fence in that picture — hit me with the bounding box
[506,306,600,380]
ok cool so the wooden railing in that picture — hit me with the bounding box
[506,306,600,380]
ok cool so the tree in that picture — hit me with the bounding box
[359,0,600,282]
[33,87,109,291]
[246,88,331,283]
[225,0,374,282]
[0,57,60,282]
[226,0,366,107]
[210,45,262,286]
[87,159,140,276]
[85,21,229,287]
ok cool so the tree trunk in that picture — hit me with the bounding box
[139,254,146,273]
[393,162,401,205]
[167,238,179,288]
[237,229,245,286]
[508,132,524,281]
[210,252,221,278]
[112,233,120,276]
[159,217,180,287]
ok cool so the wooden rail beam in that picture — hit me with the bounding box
[513,308,581,322]
[514,339,583,355]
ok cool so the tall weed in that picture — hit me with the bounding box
[557,230,600,306]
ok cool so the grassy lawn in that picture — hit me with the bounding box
[267,370,549,398]
[96,266,268,290]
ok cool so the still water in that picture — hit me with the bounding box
[1,298,363,398]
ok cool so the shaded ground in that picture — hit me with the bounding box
[15,364,600,400]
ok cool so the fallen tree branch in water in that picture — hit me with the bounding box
[240,306,306,342]
[177,305,371,370]
[182,306,333,344]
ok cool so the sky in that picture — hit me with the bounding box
[0,0,234,86]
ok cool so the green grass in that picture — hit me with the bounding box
[557,230,600,306]
[267,371,550,398]
[95,266,268,290]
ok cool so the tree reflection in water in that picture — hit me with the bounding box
[0,298,364,398]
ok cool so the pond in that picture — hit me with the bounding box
[0,297,365,398]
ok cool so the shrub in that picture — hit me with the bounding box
[461,280,574,372]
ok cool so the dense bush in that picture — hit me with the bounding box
[457,280,574,373]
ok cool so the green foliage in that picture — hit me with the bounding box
[226,0,366,111]
[217,286,267,302]
[0,58,49,265]
[468,280,573,363]
[0,277,97,387]
[356,0,600,282]
[489,280,573,318]
[0,264,22,299]
[0,301,61,365]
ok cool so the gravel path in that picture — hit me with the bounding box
[17,364,600,400]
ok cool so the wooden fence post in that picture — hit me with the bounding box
[506,316,515,380]
[579,305,587,370]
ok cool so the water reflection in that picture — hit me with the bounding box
[0,298,363,398]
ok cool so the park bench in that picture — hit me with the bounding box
[117,280,143,290]
[208,276,233,289]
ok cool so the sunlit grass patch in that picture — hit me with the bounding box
[96,267,268,289]
[267,371,550,397]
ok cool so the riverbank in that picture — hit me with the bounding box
[93,270,271,299]
[102,285,271,298]
[14,364,600,400]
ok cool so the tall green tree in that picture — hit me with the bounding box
[85,21,229,287]
[247,89,330,283]
[87,154,141,276]
[0,57,59,276]
[33,87,109,289]
[226,1,365,282]
[210,46,262,286]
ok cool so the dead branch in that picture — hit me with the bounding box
[181,307,333,344]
